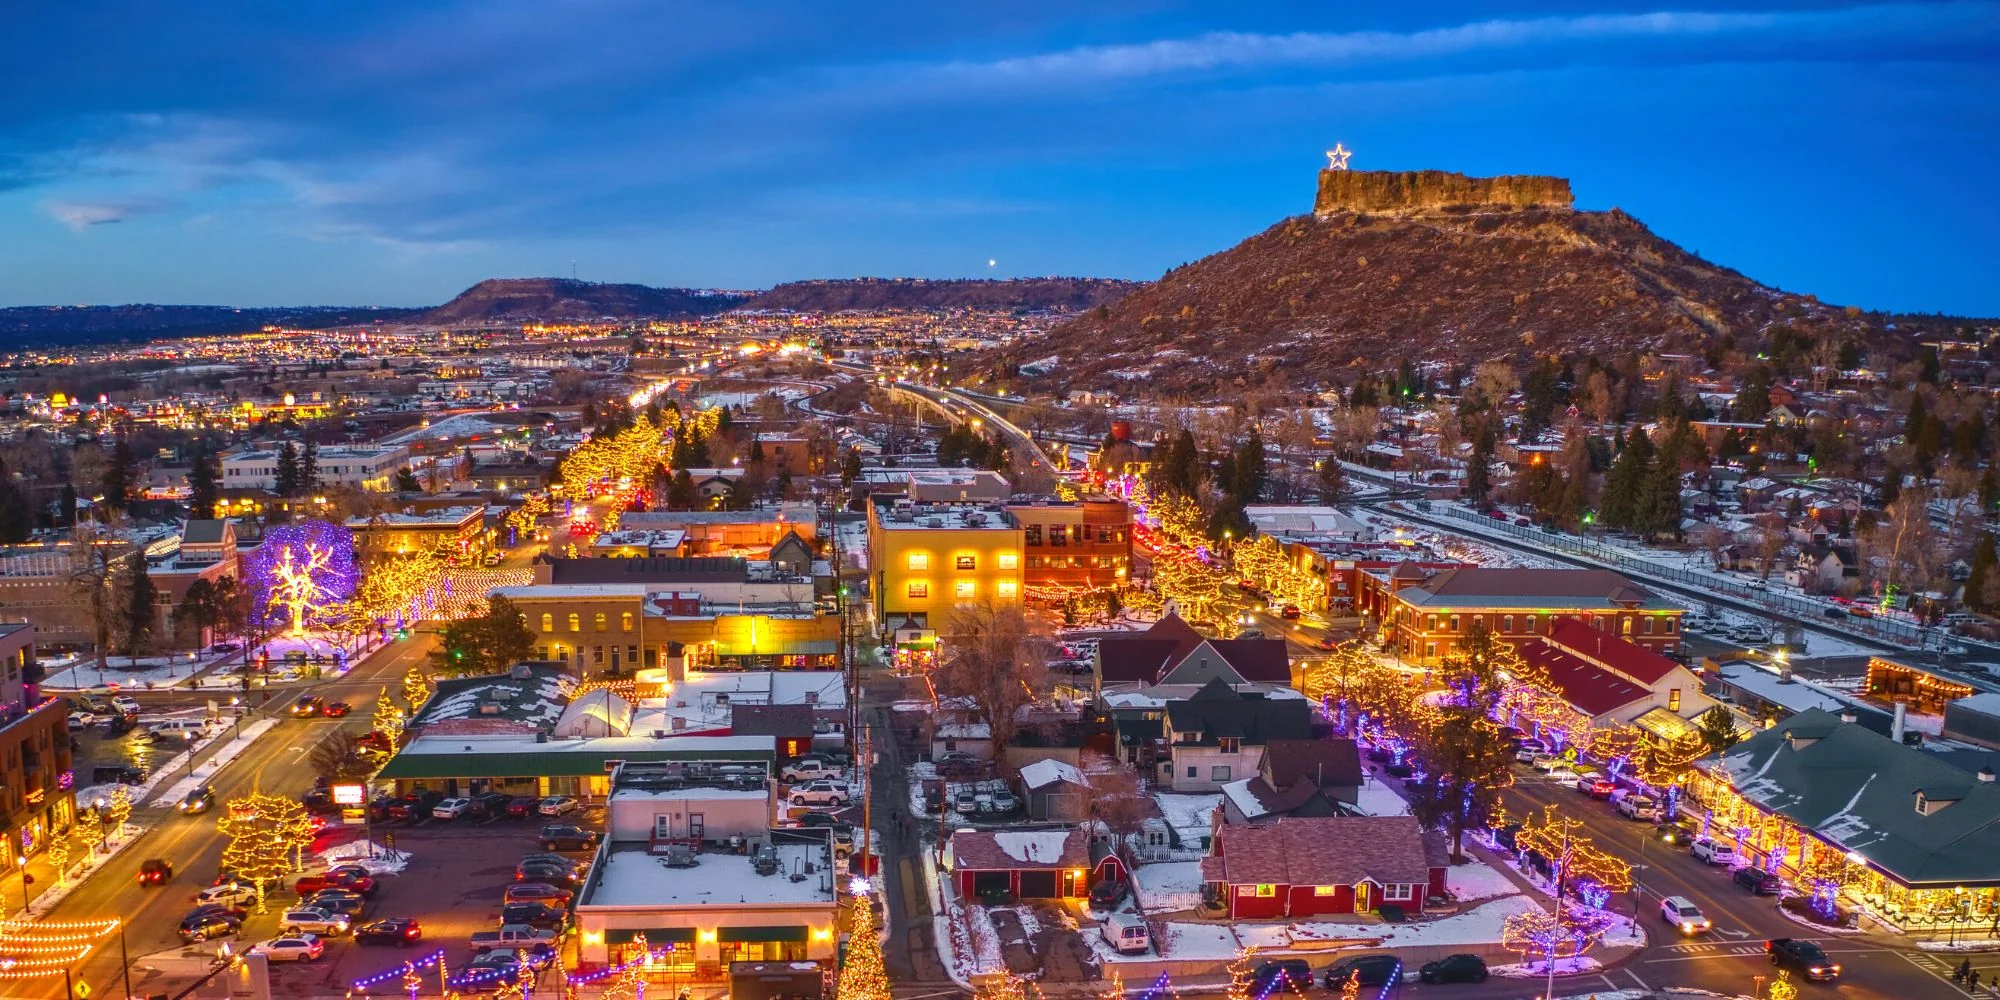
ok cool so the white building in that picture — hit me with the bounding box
[222,444,409,491]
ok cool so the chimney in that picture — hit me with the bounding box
[1839,709,1857,725]
[1892,701,1907,744]
[1980,766,1996,784]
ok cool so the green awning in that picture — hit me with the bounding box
[717,926,808,943]
[716,640,838,658]
[605,928,697,945]
[377,746,774,781]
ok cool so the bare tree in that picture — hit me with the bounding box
[933,604,1052,756]
[1863,488,1943,594]
[1083,754,1157,867]
[66,521,126,675]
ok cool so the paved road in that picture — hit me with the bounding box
[31,633,438,1000]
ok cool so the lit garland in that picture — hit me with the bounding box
[1516,807,1632,894]
[45,837,69,887]
[348,948,447,990]
[1500,906,1598,973]
[372,687,406,749]
[0,916,120,979]
[1767,969,1797,1000]
[217,789,314,910]
[403,668,435,713]
[107,785,133,839]
[244,520,359,637]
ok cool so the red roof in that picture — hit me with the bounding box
[1546,620,1681,685]
[1204,817,1435,887]
[1516,640,1653,718]
[949,829,1091,872]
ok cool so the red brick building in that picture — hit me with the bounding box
[1375,567,1686,665]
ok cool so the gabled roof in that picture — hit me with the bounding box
[1399,568,1674,611]
[1204,817,1437,887]
[1262,738,1362,789]
[730,703,815,738]
[1097,639,1184,684]
[1165,685,1313,746]
[1546,620,1681,686]
[1018,758,1089,791]
[1515,640,1654,718]
[950,829,1091,871]
[181,519,229,544]
[1202,640,1292,685]
[1717,708,2000,887]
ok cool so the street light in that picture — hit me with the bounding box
[14,854,28,914]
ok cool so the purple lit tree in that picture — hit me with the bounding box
[244,520,359,637]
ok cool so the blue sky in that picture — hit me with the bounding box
[2,2,1996,315]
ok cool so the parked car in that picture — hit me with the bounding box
[1767,938,1840,981]
[1574,776,1616,798]
[470,924,557,953]
[788,780,851,807]
[1417,954,1488,984]
[1247,960,1314,996]
[295,871,377,897]
[280,909,350,936]
[539,824,600,852]
[516,861,579,886]
[1280,605,1301,619]
[1690,839,1738,866]
[1659,896,1712,935]
[138,859,174,886]
[1616,795,1661,821]
[467,793,512,819]
[303,890,366,919]
[354,918,423,946]
[178,911,242,942]
[1099,912,1149,955]
[111,695,141,714]
[505,797,536,819]
[459,952,528,993]
[429,797,474,820]
[794,812,849,831]
[1088,880,1129,910]
[67,711,96,729]
[251,935,325,962]
[195,883,258,907]
[386,791,443,821]
[1322,955,1404,989]
[500,902,570,931]
[781,760,843,783]
[502,882,573,906]
[1734,867,1785,895]
[537,795,579,816]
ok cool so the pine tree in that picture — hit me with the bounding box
[1736,365,1771,421]
[836,893,890,1000]
[300,438,320,491]
[1232,429,1268,503]
[668,468,696,509]
[58,483,78,526]
[394,467,420,493]
[1464,430,1494,506]
[188,445,220,519]
[274,442,301,497]
[840,449,863,486]
[122,555,156,660]
[1316,455,1345,504]
[1599,427,1653,530]
[1966,533,1998,613]
[0,462,30,544]
[1697,705,1744,754]
[102,437,136,514]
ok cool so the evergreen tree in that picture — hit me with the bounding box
[667,468,696,509]
[122,555,156,659]
[748,439,766,466]
[394,467,421,493]
[1905,392,1929,446]
[1315,455,1345,504]
[188,445,219,519]
[1967,533,1998,613]
[102,437,136,514]
[1464,431,1493,506]
[839,449,863,487]
[1520,360,1561,438]
[58,483,78,526]
[1696,705,1744,754]
[1716,427,1746,461]
[1231,429,1268,503]
[1736,366,1771,421]
[1599,427,1654,529]
[300,439,320,491]
[1640,425,1688,539]
[274,442,301,497]
[1158,429,1199,497]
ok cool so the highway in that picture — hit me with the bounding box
[36,634,438,1000]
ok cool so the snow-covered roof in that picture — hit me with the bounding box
[1018,758,1088,791]
[578,841,835,908]
[552,689,635,739]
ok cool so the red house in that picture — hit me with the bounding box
[947,829,1127,901]
[1199,817,1447,919]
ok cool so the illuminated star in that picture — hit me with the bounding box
[1325,143,1353,170]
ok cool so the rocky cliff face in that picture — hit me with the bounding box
[1315,169,1574,214]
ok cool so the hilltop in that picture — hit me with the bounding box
[740,277,1136,313]
[417,278,748,325]
[968,169,1979,396]
[0,304,419,349]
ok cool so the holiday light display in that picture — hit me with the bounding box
[1516,807,1632,894]
[217,789,313,910]
[838,891,890,1000]
[1149,548,1233,629]
[372,687,407,749]
[1636,732,1709,789]
[975,971,1032,1000]
[1225,946,1262,1000]
[245,519,359,637]
[0,916,121,979]
[1766,969,1797,1000]
[1231,535,1326,611]
[76,815,103,857]
[403,667,435,713]
[1500,906,1595,973]
[1335,969,1360,1000]
[45,836,69,886]
[107,784,132,838]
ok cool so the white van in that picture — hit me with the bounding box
[1100,913,1150,955]
[148,719,209,740]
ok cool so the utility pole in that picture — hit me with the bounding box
[1547,833,1571,1000]
[858,724,873,884]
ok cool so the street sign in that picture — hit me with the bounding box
[72,980,89,998]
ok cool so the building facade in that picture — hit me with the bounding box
[1004,495,1132,594]
[0,626,74,857]
[222,444,409,491]
[866,497,1023,632]
[1379,567,1685,665]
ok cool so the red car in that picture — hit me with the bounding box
[295,871,377,897]
[503,882,573,906]
[323,702,352,718]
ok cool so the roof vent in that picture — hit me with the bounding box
[1981,766,1997,784]
[1838,709,1857,724]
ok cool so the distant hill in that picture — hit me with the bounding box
[740,277,1137,313]
[417,278,748,325]
[970,169,1987,396]
[0,304,419,350]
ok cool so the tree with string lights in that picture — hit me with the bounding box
[838,892,890,1000]
[244,519,359,637]
[1766,969,1797,1000]
[107,785,133,840]
[76,813,104,857]
[1225,946,1262,1000]
[45,837,69,887]
[372,687,407,749]
[218,790,309,910]
[403,667,435,713]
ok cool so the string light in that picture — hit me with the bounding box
[245,519,360,638]
[349,948,447,990]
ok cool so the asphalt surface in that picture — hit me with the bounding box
[34,633,438,1000]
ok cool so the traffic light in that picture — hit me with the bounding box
[396,628,410,640]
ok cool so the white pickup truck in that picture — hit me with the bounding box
[469,924,556,954]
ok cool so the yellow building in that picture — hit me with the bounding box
[347,506,489,562]
[492,585,840,673]
[866,496,1024,635]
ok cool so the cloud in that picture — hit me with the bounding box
[44,199,161,229]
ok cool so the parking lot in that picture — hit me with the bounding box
[206,803,606,995]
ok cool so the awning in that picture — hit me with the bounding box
[717,926,808,943]
[1632,707,1699,743]
[605,928,698,945]
[377,746,773,781]
[716,641,838,658]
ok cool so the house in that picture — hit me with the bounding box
[1158,679,1314,792]
[947,828,1126,901]
[1198,817,1447,919]
[1018,758,1090,823]
[1789,545,1858,594]
[932,719,994,761]
[1219,738,1363,824]
[1386,567,1686,664]
[1511,621,1716,734]
[1094,614,1294,697]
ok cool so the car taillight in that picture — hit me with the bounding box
[406,928,419,937]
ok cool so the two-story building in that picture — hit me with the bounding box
[0,625,73,857]
[1004,495,1132,593]
[1384,567,1685,665]
[347,506,490,562]
[1156,679,1314,793]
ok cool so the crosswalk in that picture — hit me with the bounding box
[1900,950,1984,996]
[1661,942,1768,957]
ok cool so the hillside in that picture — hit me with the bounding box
[0,304,418,349]
[418,278,749,325]
[970,170,1978,396]
[740,277,1136,313]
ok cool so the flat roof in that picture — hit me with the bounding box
[579,841,834,908]
[869,497,1017,531]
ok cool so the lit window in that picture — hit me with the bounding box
[621,612,634,632]
[907,553,928,571]
[595,613,608,632]
[1668,688,1682,712]
[955,581,975,598]
[956,555,976,570]
[997,552,1018,570]
[541,614,554,633]
[1621,618,1633,635]
[907,583,928,599]
[568,613,581,633]
[1255,884,1277,898]
[998,581,1018,598]
[1313,886,1338,897]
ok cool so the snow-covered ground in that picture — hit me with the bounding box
[148,719,279,806]
[1351,773,1411,817]
[1151,793,1221,846]
[1491,956,1605,978]
[1132,861,1204,912]
[1446,860,1523,902]
[44,652,234,691]
[318,839,412,876]
[1096,895,1555,963]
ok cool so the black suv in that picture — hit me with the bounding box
[1734,867,1783,894]
[1322,955,1403,989]
[502,901,570,931]
[1417,954,1487,984]
[355,917,422,946]
[1767,938,1840,981]
[540,824,600,851]
[467,792,512,819]
[1248,961,1313,996]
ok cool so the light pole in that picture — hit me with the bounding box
[14,854,28,914]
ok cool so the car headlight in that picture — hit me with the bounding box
[1809,966,1823,974]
